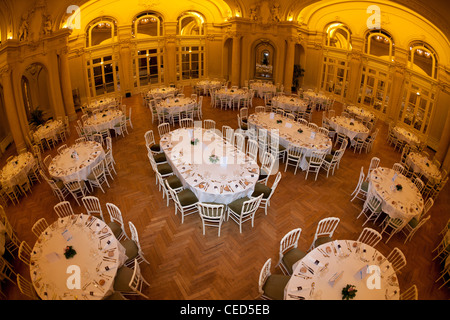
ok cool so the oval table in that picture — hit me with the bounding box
[30,214,127,300]
[86,98,117,113]
[148,87,178,99]
[303,91,329,106]
[368,167,424,229]
[33,120,64,143]
[196,80,222,95]
[346,105,375,123]
[250,82,276,98]
[0,152,36,189]
[248,113,332,170]
[48,141,105,183]
[156,97,196,118]
[393,126,422,147]
[285,240,400,300]
[160,128,259,205]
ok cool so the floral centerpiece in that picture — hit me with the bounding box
[70,150,79,160]
[209,154,219,164]
[64,246,77,259]
[342,284,357,300]
[297,129,303,133]
[349,122,354,126]
[395,184,403,191]
[174,99,179,103]
[191,138,199,145]
[277,120,283,124]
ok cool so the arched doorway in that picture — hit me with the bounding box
[254,41,275,80]
[21,63,52,126]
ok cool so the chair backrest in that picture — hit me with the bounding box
[204,119,216,130]
[91,160,106,179]
[197,202,226,220]
[57,144,68,154]
[297,118,308,126]
[422,198,434,219]
[260,152,275,176]
[241,194,263,219]
[31,218,49,238]
[246,139,259,161]
[268,172,282,200]
[106,203,125,228]
[279,228,302,256]
[128,221,144,255]
[225,127,234,145]
[17,274,38,299]
[413,177,424,192]
[18,240,32,265]
[43,155,52,169]
[82,196,104,220]
[357,227,382,247]
[255,106,265,113]
[392,163,404,175]
[365,191,383,213]
[180,118,194,128]
[368,157,380,176]
[287,144,303,158]
[158,122,171,137]
[386,247,407,273]
[105,136,112,151]
[128,259,150,299]
[315,217,340,239]
[308,150,326,165]
[400,285,418,300]
[258,258,272,295]
[234,133,245,152]
[54,201,74,218]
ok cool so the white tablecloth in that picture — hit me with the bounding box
[83,109,123,133]
[303,92,329,105]
[160,128,259,204]
[87,98,117,113]
[0,152,36,189]
[346,105,375,122]
[393,126,421,147]
[48,141,105,183]
[285,240,400,300]
[196,80,222,94]
[148,87,178,99]
[248,113,332,170]
[272,96,308,113]
[33,120,64,142]
[30,214,127,300]
[156,97,196,116]
[368,167,424,227]
[250,83,276,98]
[328,116,369,141]
[406,152,442,184]
[216,88,249,100]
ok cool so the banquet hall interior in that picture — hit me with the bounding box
[0,0,449,300]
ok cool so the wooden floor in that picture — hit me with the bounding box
[1,87,449,300]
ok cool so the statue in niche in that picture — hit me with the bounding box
[43,14,52,35]
[249,5,258,21]
[19,16,29,41]
[271,3,281,22]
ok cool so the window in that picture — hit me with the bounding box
[325,23,351,50]
[408,42,438,79]
[134,48,164,87]
[85,18,117,47]
[87,55,119,97]
[320,56,349,98]
[132,12,163,38]
[177,46,204,80]
[177,11,204,36]
[365,30,394,61]
[358,66,392,116]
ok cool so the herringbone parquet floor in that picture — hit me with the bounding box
[1,87,449,300]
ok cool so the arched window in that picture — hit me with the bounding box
[85,17,118,47]
[408,41,438,79]
[132,12,163,38]
[177,11,205,36]
[325,23,352,50]
[365,29,395,61]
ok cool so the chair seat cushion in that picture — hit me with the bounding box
[361,181,369,192]
[262,274,290,300]
[282,248,307,273]
[113,266,134,292]
[324,154,334,162]
[408,217,419,228]
[252,183,272,199]
[167,175,183,189]
[154,152,166,163]
[120,239,139,261]
[53,179,65,190]
[157,163,173,175]
[228,196,251,215]
[314,236,333,248]
[150,144,161,152]
[108,221,123,239]
[178,189,199,206]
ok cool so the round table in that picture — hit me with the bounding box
[196,80,222,95]
[406,152,443,184]
[346,105,375,123]
[30,214,127,300]
[393,126,421,147]
[216,88,248,100]
[148,87,178,99]
[83,109,123,133]
[247,113,332,170]
[368,167,424,228]
[33,120,64,142]
[250,82,276,98]
[156,97,196,117]
[0,152,36,189]
[285,240,400,300]
[160,128,259,205]
[328,116,369,141]
[86,98,117,113]
[303,91,329,105]
[272,96,308,113]
[48,141,105,183]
